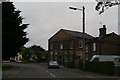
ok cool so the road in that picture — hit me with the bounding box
[2,63,120,80]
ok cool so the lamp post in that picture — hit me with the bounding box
[69,6,86,70]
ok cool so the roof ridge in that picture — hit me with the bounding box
[61,29,91,34]
[61,28,83,33]
[61,28,94,39]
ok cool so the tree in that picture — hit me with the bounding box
[29,45,46,62]
[2,2,29,60]
[22,48,31,61]
[30,45,45,51]
[95,0,120,14]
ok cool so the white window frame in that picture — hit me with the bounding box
[50,42,53,50]
[93,43,96,51]
[86,44,88,52]
[70,40,73,49]
[60,42,63,49]
[79,40,83,48]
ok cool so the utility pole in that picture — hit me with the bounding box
[82,6,86,70]
[69,6,86,70]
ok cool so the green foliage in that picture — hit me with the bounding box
[2,2,29,60]
[68,62,74,68]
[30,45,45,51]
[29,45,48,62]
[22,48,31,61]
[64,62,74,68]
[43,52,49,62]
[34,51,41,62]
[64,62,68,67]
[2,64,12,71]
[79,61,114,75]
[95,1,120,14]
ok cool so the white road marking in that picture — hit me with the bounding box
[50,73,55,77]
[46,70,55,77]
[35,65,56,78]
[46,71,49,73]
[86,75,95,78]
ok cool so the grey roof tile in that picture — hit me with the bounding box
[61,29,94,39]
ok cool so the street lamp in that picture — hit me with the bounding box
[69,6,86,70]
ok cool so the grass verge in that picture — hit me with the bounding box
[2,64,12,71]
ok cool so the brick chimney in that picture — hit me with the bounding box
[99,25,107,36]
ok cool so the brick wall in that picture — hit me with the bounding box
[87,33,120,60]
[100,34,120,55]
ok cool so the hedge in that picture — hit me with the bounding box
[79,61,114,75]
[64,60,114,75]
[64,62,74,68]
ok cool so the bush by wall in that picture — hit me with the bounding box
[64,62,74,68]
[67,62,74,68]
[79,61,114,75]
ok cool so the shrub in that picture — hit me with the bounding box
[79,61,114,75]
[67,62,74,68]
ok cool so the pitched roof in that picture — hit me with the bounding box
[87,32,120,43]
[61,29,94,39]
[97,32,119,40]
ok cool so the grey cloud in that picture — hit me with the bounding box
[14,2,118,50]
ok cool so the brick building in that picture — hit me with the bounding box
[86,25,120,59]
[48,29,94,64]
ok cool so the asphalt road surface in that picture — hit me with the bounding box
[2,63,120,80]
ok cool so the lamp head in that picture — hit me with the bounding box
[69,7,77,10]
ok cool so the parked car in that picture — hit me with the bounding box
[48,61,59,69]
[90,55,120,62]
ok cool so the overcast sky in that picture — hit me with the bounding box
[13,1,118,50]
